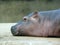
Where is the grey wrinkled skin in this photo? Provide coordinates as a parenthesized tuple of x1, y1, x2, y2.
(11, 9, 60, 37)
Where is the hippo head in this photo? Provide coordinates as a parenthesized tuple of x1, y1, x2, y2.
(11, 12, 42, 36)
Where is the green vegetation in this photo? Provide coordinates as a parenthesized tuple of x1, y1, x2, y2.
(0, 0, 60, 23)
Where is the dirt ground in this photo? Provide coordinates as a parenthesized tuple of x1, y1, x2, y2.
(0, 23, 60, 45)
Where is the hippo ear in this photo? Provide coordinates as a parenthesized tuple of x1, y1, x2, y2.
(34, 11, 38, 14)
(31, 11, 40, 22)
(33, 11, 39, 18)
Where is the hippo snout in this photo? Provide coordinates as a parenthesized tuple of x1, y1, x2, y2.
(11, 25, 25, 36)
(11, 26, 19, 36)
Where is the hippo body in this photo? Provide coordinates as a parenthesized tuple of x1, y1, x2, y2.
(11, 9, 60, 37)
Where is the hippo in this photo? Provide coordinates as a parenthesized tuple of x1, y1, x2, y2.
(11, 9, 60, 37)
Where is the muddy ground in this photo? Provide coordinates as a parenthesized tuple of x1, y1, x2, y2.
(0, 23, 60, 45)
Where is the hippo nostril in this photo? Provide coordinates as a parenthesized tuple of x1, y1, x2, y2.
(11, 26, 16, 30)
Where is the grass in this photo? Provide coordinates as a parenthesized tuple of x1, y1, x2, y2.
(0, 1, 60, 23)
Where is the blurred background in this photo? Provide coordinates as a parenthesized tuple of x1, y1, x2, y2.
(0, 0, 60, 23)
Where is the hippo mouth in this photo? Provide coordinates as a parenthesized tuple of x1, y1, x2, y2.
(11, 29, 19, 36)
(11, 28, 27, 36)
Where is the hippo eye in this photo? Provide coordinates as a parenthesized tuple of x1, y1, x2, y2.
(23, 17, 27, 22)
(24, 18, 26, 20)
